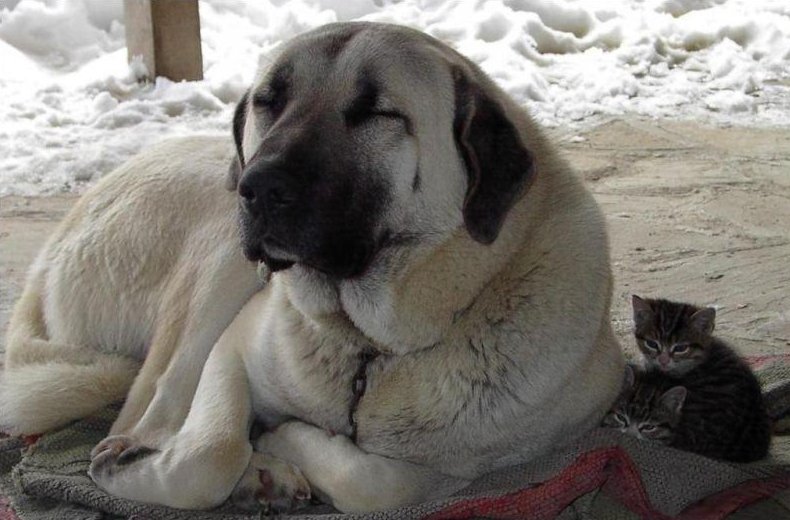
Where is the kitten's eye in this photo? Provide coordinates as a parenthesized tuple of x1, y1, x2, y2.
(614, 412, 629, 425)
(640, 423, 657, 433)
(643, 339, 660, 352)
(672, 343, 690, 355)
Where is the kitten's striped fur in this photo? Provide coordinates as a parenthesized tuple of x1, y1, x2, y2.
(602, 365, 685, 444)
(632, 295, 713, 375)
(603, 297, 772, 462)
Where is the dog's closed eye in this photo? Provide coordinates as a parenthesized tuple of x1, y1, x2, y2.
(253, 65, 291, 118)
(344, 107, 407, 127)
(252, 87, 287, 118)
(344, 77, 410, 131)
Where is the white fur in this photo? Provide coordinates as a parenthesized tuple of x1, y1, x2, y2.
(0, 136, 261, 438)
(2, 23, 624, 513)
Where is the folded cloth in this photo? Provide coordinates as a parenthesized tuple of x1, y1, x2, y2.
(754, 354, 790, 433)
(2, 356, 789, 520)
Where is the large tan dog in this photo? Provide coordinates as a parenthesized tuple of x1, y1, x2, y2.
(0, 22, 623, 512)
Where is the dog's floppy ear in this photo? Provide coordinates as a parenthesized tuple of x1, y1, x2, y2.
(226, 90, 249, 191)
(452, 67, 535, 244)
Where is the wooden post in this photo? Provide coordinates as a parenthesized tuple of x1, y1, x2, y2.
(124, 0, 203, 82)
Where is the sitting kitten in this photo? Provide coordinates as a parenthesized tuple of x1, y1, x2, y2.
(632, 294, 715, 375)
(603, 296, 772, 462)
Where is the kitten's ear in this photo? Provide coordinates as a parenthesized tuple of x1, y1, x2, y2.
(226, 90, 250, 191)
(689, 307, 716, 336)
(660, 386, 687, 415)
(631, 295, 653, 327)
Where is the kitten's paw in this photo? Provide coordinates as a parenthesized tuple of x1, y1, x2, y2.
(231, 452, 311, 513)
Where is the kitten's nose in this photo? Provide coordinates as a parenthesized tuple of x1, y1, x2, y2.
(658, 353, 670, 366)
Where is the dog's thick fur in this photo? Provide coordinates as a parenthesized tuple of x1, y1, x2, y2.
(0, 23, 623, 512)
(0, 138, 261, 437)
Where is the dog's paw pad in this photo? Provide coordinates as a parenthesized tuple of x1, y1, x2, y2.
(232, 453, 311, 513)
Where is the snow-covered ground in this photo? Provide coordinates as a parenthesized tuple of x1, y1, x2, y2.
(1, 0, 788, 196)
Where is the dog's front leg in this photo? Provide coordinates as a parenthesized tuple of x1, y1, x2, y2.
(109, 259, 259, 443)
(89, 333, 254, 509)
(258, 421, 469, 513)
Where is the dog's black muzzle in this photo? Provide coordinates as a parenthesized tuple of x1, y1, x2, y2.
(236, 150, 385, 280)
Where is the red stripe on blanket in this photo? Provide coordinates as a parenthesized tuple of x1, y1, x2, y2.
(22, 435, 40, 447)
(745, 353, 790, 370)
(0, 496, 19, 520)
(425, 447, 671, 520)
(679, 472, 790, 520)
(426, 446, 789, 520)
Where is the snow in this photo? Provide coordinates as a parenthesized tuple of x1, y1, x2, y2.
(0, 0, 789, 196)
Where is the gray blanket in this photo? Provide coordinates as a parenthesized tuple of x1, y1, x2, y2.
(2, 357, 789, 520)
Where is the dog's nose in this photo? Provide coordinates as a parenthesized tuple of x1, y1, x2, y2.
(238, 171, 297, 216)
(238, 180, 256, 205)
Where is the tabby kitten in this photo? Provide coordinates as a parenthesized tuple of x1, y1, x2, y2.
(604, 296, 772, 462)
(632, 294, 714, 375)
(602, 365, 686, 444)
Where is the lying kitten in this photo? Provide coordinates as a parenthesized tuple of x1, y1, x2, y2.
(604, 296, 773, 462)
(602, 365, 686, 444)
(604, 363, 771, 462)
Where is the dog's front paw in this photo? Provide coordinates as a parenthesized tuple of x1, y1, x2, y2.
(89, 435, 158, 483)
(231, 452, 311, 514)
